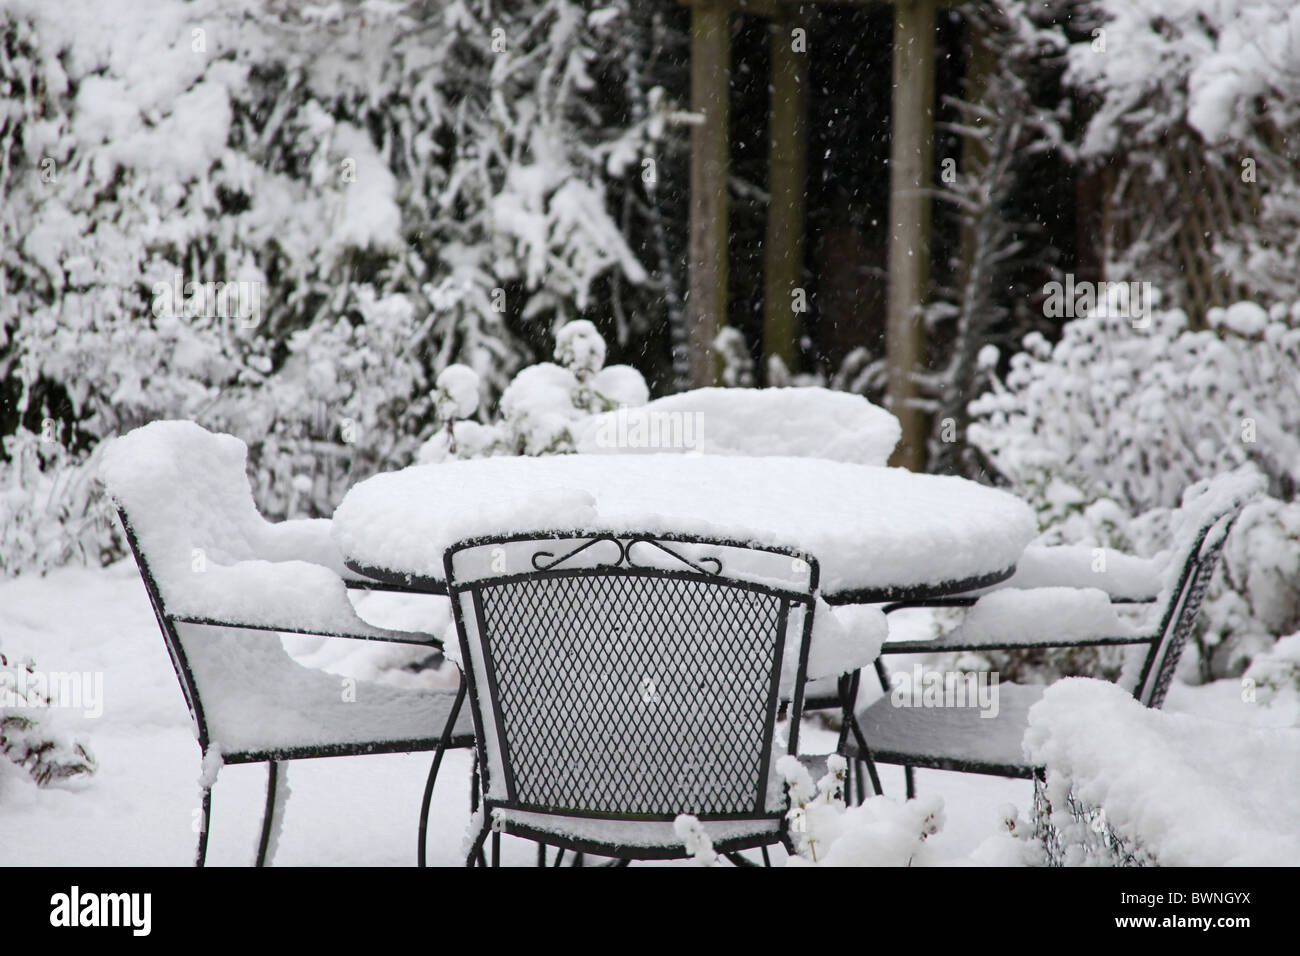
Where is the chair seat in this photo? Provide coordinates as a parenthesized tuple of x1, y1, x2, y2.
(494, 808, 783, 858)
(493, 751, 835, 857)
(182, 624, 475, 761)
(842, 682, 1046, 778)
(882, 587, 1145, 655)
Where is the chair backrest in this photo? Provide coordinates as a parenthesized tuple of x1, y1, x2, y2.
(115, 507, 213, 751)
(103, 423, 272, 753)
(1133, 506, 1246, 709)
(100, 420, 273, 577)
(444, 532, 818, 824)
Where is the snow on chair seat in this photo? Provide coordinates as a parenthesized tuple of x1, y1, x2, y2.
(884, 587, 1142, 654)
(573, 386, 901, 466)
(177, 623, 470, 761)
(492, 809, 784, 859)
(101, 420, 426, 642)
(976, 545, 1163, 603)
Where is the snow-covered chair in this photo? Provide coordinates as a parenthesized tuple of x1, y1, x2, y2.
(1026, 678, 1300, 866)
(101, 421, 474, 865)
(429, 532, 832, 866)
(573, 386, 901, 466)
(838, 471, 1262, 792)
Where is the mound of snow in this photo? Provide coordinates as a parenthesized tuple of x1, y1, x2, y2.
(574, 386, 901, 465)
(1025, 678, 1300, 866)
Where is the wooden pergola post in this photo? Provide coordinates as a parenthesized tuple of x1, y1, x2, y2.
(762, 6, 807, 378)
(687, 0, 732, 387)
(958, 10, 994, 289)
(886, 0, 936, 470)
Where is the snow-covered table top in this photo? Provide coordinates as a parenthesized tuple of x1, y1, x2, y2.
(333, 455, 1037, 603)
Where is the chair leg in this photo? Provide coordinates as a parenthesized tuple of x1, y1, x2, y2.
(418, 681, 467, 868)
(465, 826, 490, 867)
(537, 843, 547, 866)
(874, 658, 891, 693)
(469, 752, 487, 868)
(255, 759, 285, 867)
(854, 760, 866, 805)
(491, 831, 501, 867)
(904, 765, 916, 799)
(552, 847, 566, 867)
(843, 714, 884, 797)
(761, 844, 772, 867)
(195, 784, 212, 867)
(838, 674, 884, 798)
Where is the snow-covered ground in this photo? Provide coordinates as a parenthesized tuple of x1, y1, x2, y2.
(2, 561, 1292, 867)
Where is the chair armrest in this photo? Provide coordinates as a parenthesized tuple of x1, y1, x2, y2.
(257, 518, 352, 574)
(171, 613, 443, 648)
(164, 558, 445, 647)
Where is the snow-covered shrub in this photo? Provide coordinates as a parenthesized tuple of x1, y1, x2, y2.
(0, 650, 96, 787)
(777, 755, 947, 866)
(417, 320, 648, 463)
(968, 302, 1300, 681)
(713, 328, 756, 389)
(1066, 0, 1300, 306)
(0, 0, 675, 576)
(673, 814, 720, 867)
(0, 428, 118, 577)
(1243, 632, 1300, 713)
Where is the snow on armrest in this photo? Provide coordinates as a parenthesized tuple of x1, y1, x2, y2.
(992, 546, 1162, 601)
(167, 559, 438, 643)
(257, 517, 351, 577)
(1024, 678, 1300, 866)
(954, 588, 1136, 646)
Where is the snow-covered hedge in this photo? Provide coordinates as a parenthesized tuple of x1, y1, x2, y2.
(968, 301, 1300, 682)
(0, 648, 96, 788)
(416, 320, 649, 463)
(1067, 0, 1300, 304)
(0, 0, 673, 574)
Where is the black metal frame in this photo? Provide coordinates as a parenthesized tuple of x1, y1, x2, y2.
(347, 553, 1013, 607)
(114, 508, 474, 866)
(837, 503, 1247, 792)
(425, 530, 819, 866)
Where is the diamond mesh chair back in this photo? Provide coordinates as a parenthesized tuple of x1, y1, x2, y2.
(1133, 511, 1238, 709)
(445, 533, 817, 833)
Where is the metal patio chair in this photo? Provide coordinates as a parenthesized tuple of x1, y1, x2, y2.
(837, 486, 1255, 791)
(422, 531, 822, 866)
(102, 421, 475, 865)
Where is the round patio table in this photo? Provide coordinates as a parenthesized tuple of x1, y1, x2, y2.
(333, 454, 1036, 605)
